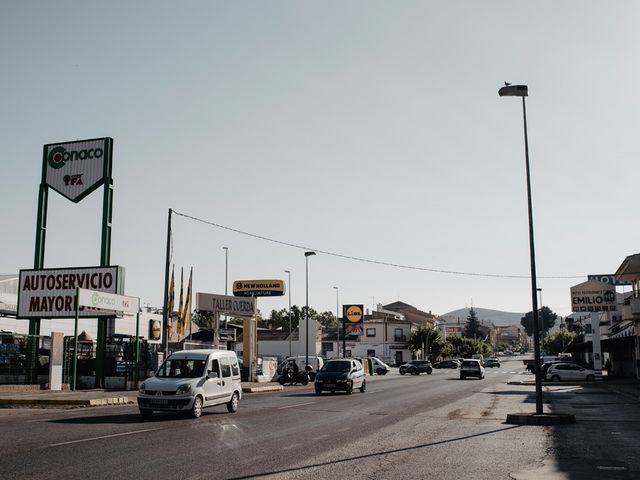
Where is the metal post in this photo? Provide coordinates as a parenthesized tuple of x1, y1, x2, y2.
(304, 251, 316, 367)
(73, 288, 79, 391)
(522, 96, 543, 414)
(162, 208, 172, 352)
(285, 270, 291, 357)
(334, 286, 339, 358)
(223, 247, 228, 328)
(135, 311, 140, 386)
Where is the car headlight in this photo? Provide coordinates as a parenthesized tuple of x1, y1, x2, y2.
(176, 384, 191, 395)
(138, 382, 146, 394)
(337, 379, 347, 383)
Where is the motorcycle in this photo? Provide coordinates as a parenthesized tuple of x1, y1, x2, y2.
(278, 367, 309, 386)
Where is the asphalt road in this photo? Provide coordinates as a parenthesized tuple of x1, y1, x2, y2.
(1, 359, 543, 480)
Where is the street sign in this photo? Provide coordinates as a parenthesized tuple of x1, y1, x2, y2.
(570, 280, 616, 312)
(232, 279, 285, 297)
(196, 293, 256, 317)
(587, 274, 632, 287)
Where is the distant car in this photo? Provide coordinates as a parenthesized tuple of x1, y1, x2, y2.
(484, 358, 500, 368)
(460, 359, 485, 380)
(369, 357, 390, 375)
(314, 359, 366, 395)
(547, 363, 596, 382)
(433, 360, 459, 369)
(399, 360, 433, 375)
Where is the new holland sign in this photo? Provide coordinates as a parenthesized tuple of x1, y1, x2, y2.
(17, 266, 124, 318)
(570, 280, 616, 312)
(44, 137, 113, 203)
(233, 279, 285, 297)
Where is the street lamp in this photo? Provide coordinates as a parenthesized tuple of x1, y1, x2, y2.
(304, 251, 316, 368)
(285, 270, 292, 357)
(499, 83, 543, 414)
(333, 286, 339, 358)
(222, 246, 228, 329)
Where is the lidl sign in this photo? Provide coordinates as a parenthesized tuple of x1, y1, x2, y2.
(343, 304, 364, 336)
(43, 137, 113, 203)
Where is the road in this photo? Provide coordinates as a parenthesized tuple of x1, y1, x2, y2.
(1, 358, 544, 480)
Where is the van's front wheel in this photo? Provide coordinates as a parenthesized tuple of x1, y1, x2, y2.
(191, 396, 203, 418)
(227, 392, 239, 413)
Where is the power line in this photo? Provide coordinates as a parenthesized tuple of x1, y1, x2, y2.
(172, 210, 583, 280)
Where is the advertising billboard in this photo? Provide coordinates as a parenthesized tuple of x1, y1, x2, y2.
(570, 280, 616, 312)
(343, 304, 364, 335)
(43, 137, 113, 203)
(17, 266, 124, 318)
(196, 293, 256, 317)
(232, 279, 285, 297)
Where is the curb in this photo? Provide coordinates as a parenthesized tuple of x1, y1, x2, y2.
(242, 385, 284, 393)
(506, 412, 576, 426)
(0, 396, 134, 407)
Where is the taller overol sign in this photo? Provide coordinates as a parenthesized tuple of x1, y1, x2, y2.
(44, 137, 113, 203)
(196, 293, 256, 317)
(570, 280, 616, 312)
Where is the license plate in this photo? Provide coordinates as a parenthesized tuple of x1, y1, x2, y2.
(325, 383, 335, 387)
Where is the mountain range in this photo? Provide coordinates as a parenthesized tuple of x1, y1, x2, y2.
(440, 307, 525, 327)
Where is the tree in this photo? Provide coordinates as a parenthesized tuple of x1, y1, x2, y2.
(465, 308, 480, 339)
(316, 311, 338, 329)
(542, 329, 576, 355)
(192, 310, 213, 328)
(446, 335, 491, 358)
(520, 306, 557, 337)
(409, 327, 447, 361)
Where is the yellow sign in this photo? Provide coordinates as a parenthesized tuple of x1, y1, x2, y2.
(233, 279, 285, 297)
(346, 305, 363, 323)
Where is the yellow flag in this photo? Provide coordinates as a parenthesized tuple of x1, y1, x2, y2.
(183, 267, 193, 337)
(177, 267, 184, 336)
(167, 265, 175, 337)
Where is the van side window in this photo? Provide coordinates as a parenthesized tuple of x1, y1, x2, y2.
(230, 356, 240, 376)
(210, 359, 220, 377)
(220, 356, 232, 378)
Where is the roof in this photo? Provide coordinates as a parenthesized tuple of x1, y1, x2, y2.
(614, 253, 640, 282)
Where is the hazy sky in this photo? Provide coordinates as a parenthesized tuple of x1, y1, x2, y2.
(2, 1, 639, 324)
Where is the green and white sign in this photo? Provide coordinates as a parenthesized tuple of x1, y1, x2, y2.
(43, 137, 113, 203)
(77, 288, 140, 314)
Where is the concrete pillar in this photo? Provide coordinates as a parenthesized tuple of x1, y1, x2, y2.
(48, 332, 64, 390)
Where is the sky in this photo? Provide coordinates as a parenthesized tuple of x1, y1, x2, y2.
(2, 1, 639, 329)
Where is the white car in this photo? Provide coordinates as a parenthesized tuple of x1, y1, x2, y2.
(546, 362, 596, 382)
(138, 349, 242, 418)
(460, 359, 485, 380)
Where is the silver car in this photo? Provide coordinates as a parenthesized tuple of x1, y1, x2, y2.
(546, 362, 596, 382)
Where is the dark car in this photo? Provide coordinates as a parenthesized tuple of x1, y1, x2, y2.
(484, 358, 500, 368)
(314, 359, 366, 395)
(399, 360, 433, 375)
(433, 360, 459, 369)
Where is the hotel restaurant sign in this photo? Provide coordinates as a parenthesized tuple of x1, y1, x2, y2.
(17, 266, 124, 318)
(570, 280, 616, 313)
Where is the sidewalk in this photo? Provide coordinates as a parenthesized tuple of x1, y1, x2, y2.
(0, 382, 283, 408)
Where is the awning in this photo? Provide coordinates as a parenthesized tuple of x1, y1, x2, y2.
(614, 253, 640, 282)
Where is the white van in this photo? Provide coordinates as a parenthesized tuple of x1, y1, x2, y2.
(138, 349, 242, 418)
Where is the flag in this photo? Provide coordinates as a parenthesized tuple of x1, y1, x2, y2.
(183, 267, 193, 338)
(167, 266, 175, 338)
(177, 267, 184, 336)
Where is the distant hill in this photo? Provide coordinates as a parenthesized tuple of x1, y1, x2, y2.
(440, 307, 525, 327)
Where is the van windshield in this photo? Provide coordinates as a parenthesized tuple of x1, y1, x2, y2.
(156, 359, 206, 378)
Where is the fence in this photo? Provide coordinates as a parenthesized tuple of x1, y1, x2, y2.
(0, 333, 49, 385)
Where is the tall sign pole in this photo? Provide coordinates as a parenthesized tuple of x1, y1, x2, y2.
(162, 208, 173, 353)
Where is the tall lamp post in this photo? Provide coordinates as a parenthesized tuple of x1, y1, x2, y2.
(333, 286, 339, 358)
(222, 247, 229, 332)
(304, 251, 316, 367)
(285, 270, 292, 357)
(499, 83, 543, 414)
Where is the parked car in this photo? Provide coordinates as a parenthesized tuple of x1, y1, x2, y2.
(314, 359, 366, 395)
(433, 360, 459, 369)
(369, 357, 390, 375)
(484, 358, 500, 368)
(138, 349, 242, 418)
(399, 360, 433, 375)
(546, 362, 597, 382)
(460, 359, 485, 380)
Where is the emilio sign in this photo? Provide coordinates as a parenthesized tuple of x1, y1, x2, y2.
(17, 266, 124, 318)
(44, 137, 113, 203)
(570, 280, 616, 312)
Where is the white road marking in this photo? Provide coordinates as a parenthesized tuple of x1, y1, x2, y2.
(49, 428, 161, 447)
(277, 401, 316, 410)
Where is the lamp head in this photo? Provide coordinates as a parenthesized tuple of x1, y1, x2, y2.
(498, 84, 528, 97)
(304, 251, 316, 257)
